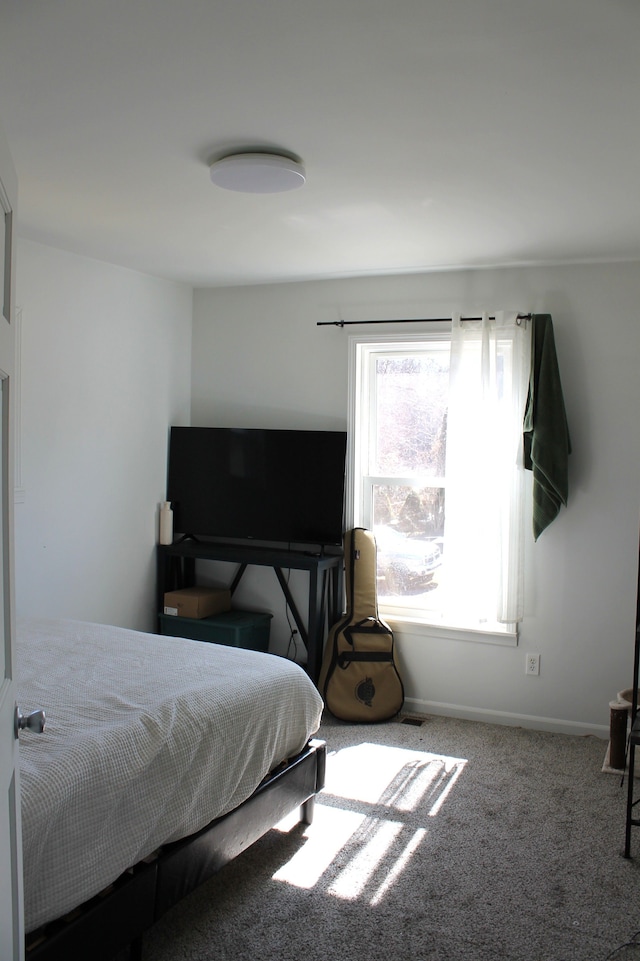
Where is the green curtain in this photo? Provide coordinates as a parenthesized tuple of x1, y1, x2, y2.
(523, 314, 571, 540)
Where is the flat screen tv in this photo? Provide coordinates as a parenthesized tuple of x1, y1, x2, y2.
(166, 426, 347, 548)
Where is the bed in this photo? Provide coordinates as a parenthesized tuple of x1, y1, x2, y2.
(16, 617, 325, 961)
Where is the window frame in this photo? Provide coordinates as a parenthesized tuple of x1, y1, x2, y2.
(347, 330, 518, 647)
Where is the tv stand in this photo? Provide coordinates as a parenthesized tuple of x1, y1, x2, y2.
(156, 541, 344, 683)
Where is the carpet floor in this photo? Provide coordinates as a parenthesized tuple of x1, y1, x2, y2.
(137, 712, 640, 961)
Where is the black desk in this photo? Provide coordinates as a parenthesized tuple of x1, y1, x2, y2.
(156, 541, 343, 683)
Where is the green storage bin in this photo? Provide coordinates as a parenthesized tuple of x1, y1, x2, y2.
(159, 609, 272, 652)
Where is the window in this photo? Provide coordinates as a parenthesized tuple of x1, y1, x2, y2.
(348, 314, 530, 641)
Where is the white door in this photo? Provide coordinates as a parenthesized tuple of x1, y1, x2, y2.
(0, 123, 23, 961)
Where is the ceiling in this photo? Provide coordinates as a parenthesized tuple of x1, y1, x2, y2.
(1, 0, 639, 288)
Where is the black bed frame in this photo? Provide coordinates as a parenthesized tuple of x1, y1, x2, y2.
(25, 738, 326, 961)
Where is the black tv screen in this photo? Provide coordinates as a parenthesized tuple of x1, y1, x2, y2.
(167, 427, 347, 547)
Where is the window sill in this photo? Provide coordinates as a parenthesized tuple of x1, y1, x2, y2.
(382, 611, 519, 647)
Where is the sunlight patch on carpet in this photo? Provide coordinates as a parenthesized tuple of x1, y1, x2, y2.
(273, 741, 466, 901)
(273, 804, 366, 889)
(327, 815, 405, 900)
(324, 742, 467, 814)
(370, 826, 427, 905)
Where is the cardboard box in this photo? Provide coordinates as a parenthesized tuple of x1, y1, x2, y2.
(163, 586, 231, 619)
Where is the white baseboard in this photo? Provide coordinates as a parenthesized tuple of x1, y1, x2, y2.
(403, 696, 609, 739)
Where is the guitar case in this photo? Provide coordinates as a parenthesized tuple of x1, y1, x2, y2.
(319, 528, 404, 722)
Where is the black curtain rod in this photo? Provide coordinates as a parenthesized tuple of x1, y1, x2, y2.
(317, 313, 532, 328)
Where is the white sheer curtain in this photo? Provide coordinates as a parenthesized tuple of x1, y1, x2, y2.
(441, 311, 531, 629)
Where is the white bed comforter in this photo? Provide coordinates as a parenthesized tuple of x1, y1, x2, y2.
(17, 617, 323, 933)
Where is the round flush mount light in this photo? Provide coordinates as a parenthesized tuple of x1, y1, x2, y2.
(209, 152, 306, 193)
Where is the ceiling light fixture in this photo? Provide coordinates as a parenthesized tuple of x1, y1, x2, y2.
(209, 152, 306, 194)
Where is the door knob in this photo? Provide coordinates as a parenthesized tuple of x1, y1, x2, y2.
(15, 706, 46, 737)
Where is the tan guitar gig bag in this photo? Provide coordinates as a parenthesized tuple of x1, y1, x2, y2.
(319, 528, 404, 722)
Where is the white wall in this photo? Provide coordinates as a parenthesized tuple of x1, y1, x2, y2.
(14, 239, 192, 632)
(192, 262, 640, 736)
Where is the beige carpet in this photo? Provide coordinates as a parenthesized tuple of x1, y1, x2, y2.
(137, 711, 640, 961)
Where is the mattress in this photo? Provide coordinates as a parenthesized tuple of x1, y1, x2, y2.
(16, 617, 323, 933)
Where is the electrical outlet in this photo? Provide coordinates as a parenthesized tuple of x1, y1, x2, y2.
(525, 653, 540, 676)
